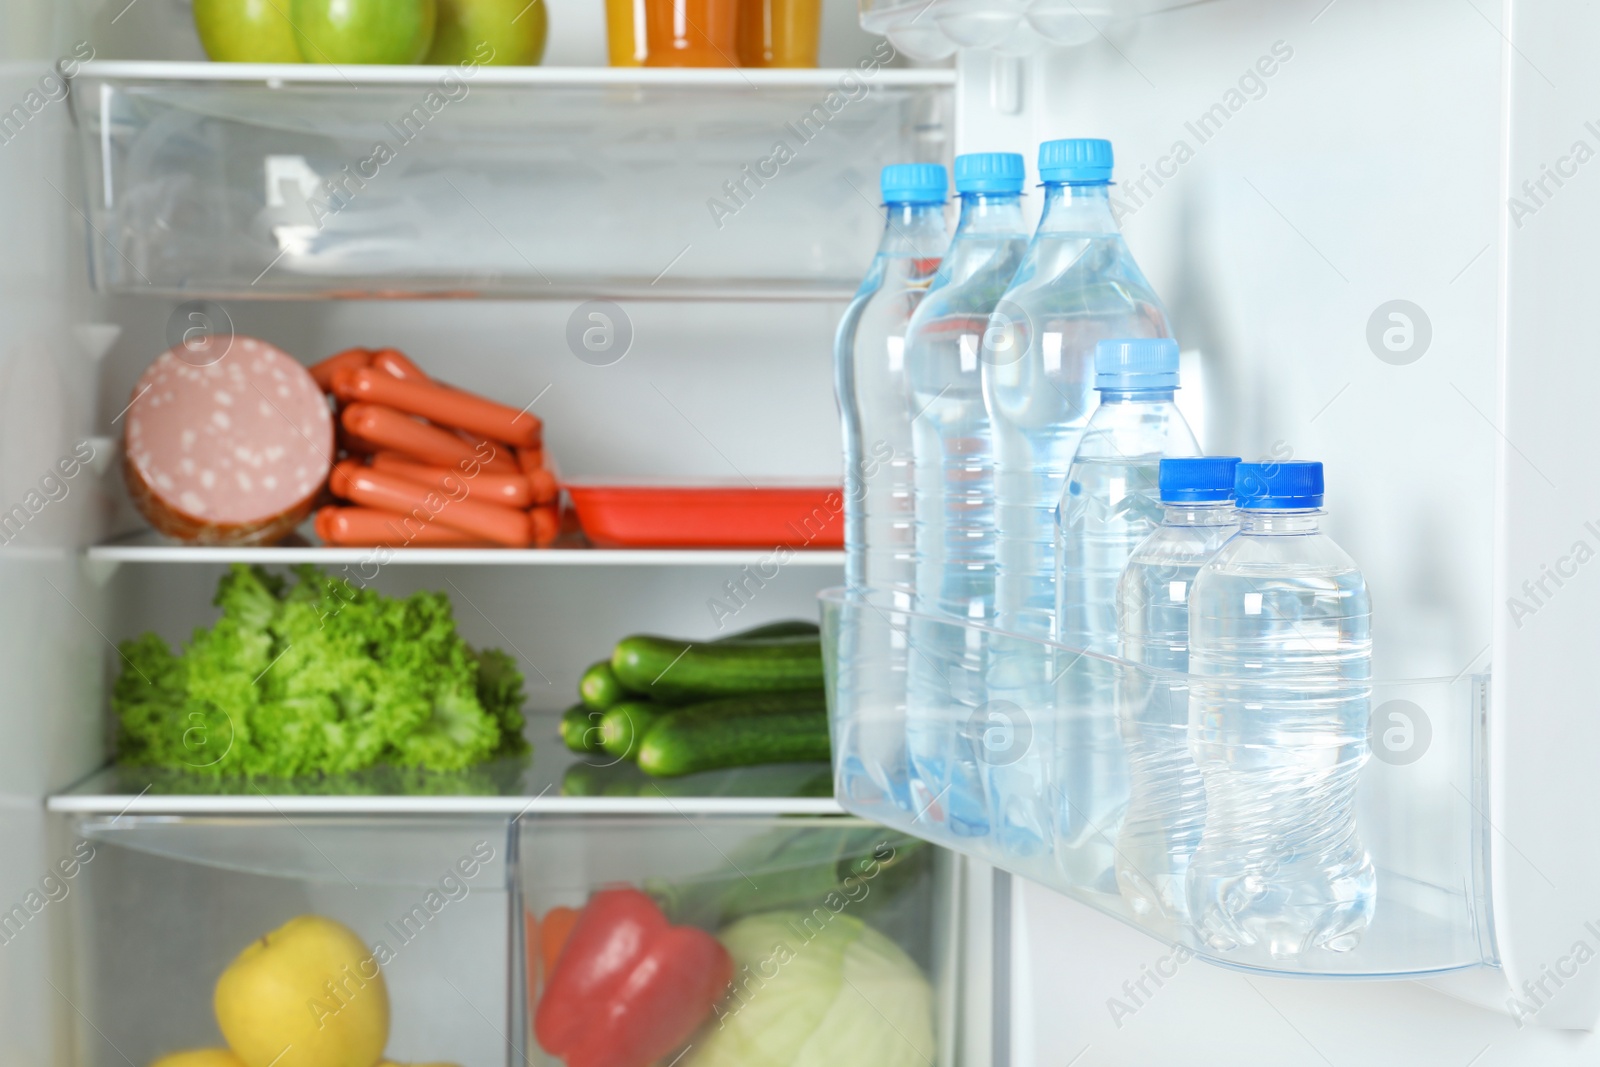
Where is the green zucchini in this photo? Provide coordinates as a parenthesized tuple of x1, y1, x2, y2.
(714, 619, 820, 642)
(636, 693, 831, 777)
(559, 704, 606, 754)
(611, 634, 824, 701)
(599, 700, 668, 760)
(579, 660, 629, 710)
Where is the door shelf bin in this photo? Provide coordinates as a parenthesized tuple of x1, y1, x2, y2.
(67, 62, 952, 300)
(56, 812, 990, 1067)
(820, 586, 1496, 979)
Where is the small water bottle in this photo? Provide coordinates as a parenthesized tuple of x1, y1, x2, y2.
(904, 152, 1030, 834)
(1051, 338, 1198, 885)
(1186, 461, 1377, 961)
(831, 162, 949, 810)
(1115, 456, 1240, 932)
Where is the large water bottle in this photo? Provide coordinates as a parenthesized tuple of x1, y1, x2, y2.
(1052, 339, 1198, 885)
(835, 163, 950, 595)
(1114, 456, 1240, 933)
(1186, 461, 1376, 961)
(831, 162, 950, 811)
(904, 152, 1030, 833)
(985, 139, 1170, 641)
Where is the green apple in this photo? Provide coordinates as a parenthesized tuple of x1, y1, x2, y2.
(214, 915, 389, 1067)
(290, 0, 437, 64)
(193, 0, 304, 62)
(425, 0, 547, 65)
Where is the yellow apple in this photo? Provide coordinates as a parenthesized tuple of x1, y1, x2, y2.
(214, 915, 388, 1067)
(150, 1051, 249, 1067)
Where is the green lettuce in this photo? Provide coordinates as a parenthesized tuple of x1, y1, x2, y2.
(113, 564, 527, 777)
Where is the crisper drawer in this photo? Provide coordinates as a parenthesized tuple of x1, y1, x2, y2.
(57, 812, 993, 1067)
(62, 816, 516, 1067)
(519, 815, 993, 1067)
(822, 586, 1496, 981)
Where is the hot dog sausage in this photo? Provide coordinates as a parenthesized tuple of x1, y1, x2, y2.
(330, 366, 542, 448)
(315, 506, 494, 548)
(329, 460, 534, 547)
(371, 452, 536, 508)
(309, 348, 372, 391)
(340, 403, 481, 468)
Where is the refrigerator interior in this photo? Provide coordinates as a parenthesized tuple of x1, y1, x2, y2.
(2, 0, 1600, 1061)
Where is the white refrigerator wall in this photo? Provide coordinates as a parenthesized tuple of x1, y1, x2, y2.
(0, 1, 114, 1066)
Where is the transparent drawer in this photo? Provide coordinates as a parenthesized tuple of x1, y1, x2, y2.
(519, 815, 994, 1067)
(61, 815, 516, 1067)
(68, 63, 952, 299)
(820, 586, 1495, 979)
(55, 811, 993, 1067)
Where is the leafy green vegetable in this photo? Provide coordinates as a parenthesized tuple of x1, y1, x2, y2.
(113, 564, 527, 777)
(689, 911, 935, 1067)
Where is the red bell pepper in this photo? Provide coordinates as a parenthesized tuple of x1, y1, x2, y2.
(534, 886, 732, 1067)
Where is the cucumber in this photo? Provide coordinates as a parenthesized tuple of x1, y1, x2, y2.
(611, 635, 824, 701)
(579, 660, 628, 710)
(714, 619, 820, 642)
(598, 701, 668, 760)
(636, 693, 831, 777)
(559, 704, 606, 754)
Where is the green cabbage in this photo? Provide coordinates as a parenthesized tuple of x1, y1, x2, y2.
(112, 564, 526, 777)
(690, 911, 935, 1067)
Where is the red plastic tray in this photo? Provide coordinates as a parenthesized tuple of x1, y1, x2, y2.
(565, 481, 844, 549)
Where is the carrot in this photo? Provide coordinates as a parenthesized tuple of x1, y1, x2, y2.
(328, 460, 534, 547)
(309, 348, 372, 391)
(371, 452, 537, 508)
(540, 906, 580, 977)
(331, 366, 542, 448)
(340, 403, 483, 468)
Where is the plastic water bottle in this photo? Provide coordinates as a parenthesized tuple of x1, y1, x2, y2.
(985, 139, 1171, 642)
(835, 163, 950, 597)
(831, 162, 949, 811)
(1114, 456, 1240, 932)
(1052, 339, 1198, 885)
(1186, 461, 1376, 961)
(904, 152, 1029, 833)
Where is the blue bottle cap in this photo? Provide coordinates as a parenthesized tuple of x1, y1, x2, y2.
(880, 163, 948, 205)
(1039, 138, 1113, 184)
(1094, 338, 1179, 390)
(954, 152, 1025, 194)
(1159, 457, 1241, 504)
(1234, 461, 1325, 509)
